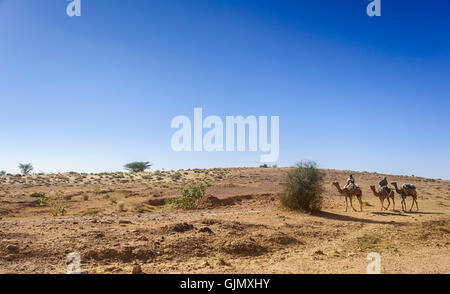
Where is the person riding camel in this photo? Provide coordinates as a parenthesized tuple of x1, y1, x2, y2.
(344, 174, 356, 192)
(379, 177, 390, 196)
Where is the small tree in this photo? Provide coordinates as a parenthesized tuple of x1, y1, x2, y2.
(279, 161, 325, 213)
(18, 163, 33, 175)
(0, 170, 6, 176)
(124, 161, 152, 173)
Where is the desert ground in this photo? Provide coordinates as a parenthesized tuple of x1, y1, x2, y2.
(0, 167, 449, 274)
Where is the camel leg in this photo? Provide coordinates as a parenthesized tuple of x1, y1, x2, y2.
(409, 198, 415, 212)
(345, 196, 348, 212)
(391, 198, 395, 211)
(379, 198, 384, 211)
(358, 196, 362, 212)
(350, 197, 357, 212)
(385, 198, 390, 210)
(415, 198, 419, 211)
(401, 198, 406, 211)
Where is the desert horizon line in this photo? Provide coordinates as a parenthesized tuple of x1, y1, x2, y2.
(1, 165, 447, 181)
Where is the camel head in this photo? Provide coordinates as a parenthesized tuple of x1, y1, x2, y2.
(369, 185, 377, 194)
(391, 182, 398, 187)
(332, 182, 342, 192)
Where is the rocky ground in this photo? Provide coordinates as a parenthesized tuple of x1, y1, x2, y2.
(0, 168, 449, 273)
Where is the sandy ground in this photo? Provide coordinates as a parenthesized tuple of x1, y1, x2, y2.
(0, 168, 449, 274)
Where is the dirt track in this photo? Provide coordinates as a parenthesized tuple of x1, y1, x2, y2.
(0, 168, 449, 273)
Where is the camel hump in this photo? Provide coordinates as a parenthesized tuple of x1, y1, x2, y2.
(403, 184, 416, 190)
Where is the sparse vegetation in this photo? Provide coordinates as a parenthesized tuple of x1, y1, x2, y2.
(18, 163, 33, 175)
(118, 201, 126, 211)
(36, 191, 67, 216)
(169, 181, 210, 210)
(37, 194, 51, 207)
(50, 191, 67, 216)
(0, 170, 6, 176)
(82, 209, 99, 216)
(30, 192, 46, 198)
(124, 161, 152, 173)
(0, 167, 448, 273)
(280, 161, 325, 213)
(217, 257, 228, 266)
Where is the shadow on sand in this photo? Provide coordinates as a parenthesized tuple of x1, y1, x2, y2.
(401, 211, 444, 215)
(312, 211, 406, 225)
(371, 211, 408, 216)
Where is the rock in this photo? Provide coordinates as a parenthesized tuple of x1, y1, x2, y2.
(6, 244, 19, 254)
(148, 199, 166, 206)
(199, 227, 213, 234)
(170, 222, 194, 233)
(119, 220, 132, 224)
(95, 232, 105, 238)
(132, 265, 143, 274)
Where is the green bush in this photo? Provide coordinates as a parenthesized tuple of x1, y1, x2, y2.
(124, 161, 152, 172)
(50, 191, 67, 216)
(279, 161, 325, 213)
(169, 181, 210, 210)
(36, 191, 67, 216)
(0, 170, 6, 176)
(30, 192, 46, 198)
(117, 201, 126, 211)
(37, 194, 51, 207)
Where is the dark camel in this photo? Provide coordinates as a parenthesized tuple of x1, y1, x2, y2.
(391, 182, 418, 212)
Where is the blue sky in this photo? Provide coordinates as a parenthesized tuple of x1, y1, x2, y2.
(0, 0, 449, 178)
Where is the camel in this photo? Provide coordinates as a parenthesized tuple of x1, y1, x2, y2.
(332, 182, 363, 212)
(369, 185, 395, 211)
(391, 182, 418, 212)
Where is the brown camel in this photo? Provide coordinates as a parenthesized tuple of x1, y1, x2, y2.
(391, 182, 418, 212)
(332, 182, 363, 212)
(369, 185, 395, 211)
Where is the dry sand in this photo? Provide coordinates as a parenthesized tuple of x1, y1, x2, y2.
(0, 168, 448, 273)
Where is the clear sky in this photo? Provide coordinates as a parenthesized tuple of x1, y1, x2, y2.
(0, 0, 449, 179)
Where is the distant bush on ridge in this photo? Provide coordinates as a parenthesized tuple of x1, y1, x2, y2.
(124, 162, 152, 173)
